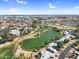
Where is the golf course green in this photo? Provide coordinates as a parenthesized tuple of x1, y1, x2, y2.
(0, 46, 14, 59)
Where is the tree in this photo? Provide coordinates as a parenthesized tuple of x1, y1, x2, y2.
(63, 39, 69, 44)
(73, 41, 79, 46)
(56, 42, 63, 51)
(32, 19, 39, 28)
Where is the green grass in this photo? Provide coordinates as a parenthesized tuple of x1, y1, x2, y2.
(21, 27, 61, 50)
(0, 46, 14, 59)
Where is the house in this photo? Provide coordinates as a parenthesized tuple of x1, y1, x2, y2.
(76, 55, 79, 59)
(40, 50, 52, 59)
(60, 31, 74, 41)
(40, 42, 59, 59)
(75, 48, 79, 59)
(9, 29, 20, 36)
(0, 28, 8, 36)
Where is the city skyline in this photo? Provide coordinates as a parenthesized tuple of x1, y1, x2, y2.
(0, 0, 79, 15)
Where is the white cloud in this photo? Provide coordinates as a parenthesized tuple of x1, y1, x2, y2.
(74, 6, 79, 9)
(9, 8, 19, 14)
(55, 1, 61, 4)
(0, 8, 22, 15)
(1, 8, 79, 15)
(48, 3, 52, 6)
(16, 0, 27, 4)
(47, 9, 79, 15)
(25, 9, 79, 15)
(3, 0, 8, 2)
(48, 3, 56, 9)
(49, 5, 56, 9)
(0, 8, 31, 15)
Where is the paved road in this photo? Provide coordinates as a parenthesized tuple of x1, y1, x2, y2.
(58, 45, 74, 59)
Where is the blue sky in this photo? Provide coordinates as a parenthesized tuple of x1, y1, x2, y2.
(0, 0, 79, 15)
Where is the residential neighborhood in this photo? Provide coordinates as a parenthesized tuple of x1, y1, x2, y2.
(0, 15, 78, 59)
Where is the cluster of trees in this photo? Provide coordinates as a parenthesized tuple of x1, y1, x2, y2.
(32, 19, 40, 28)
(56, 42, 63, 51)
(0, 32, 15, 44)
(73, 41, 79, 47)
(63, 39, 70, 45)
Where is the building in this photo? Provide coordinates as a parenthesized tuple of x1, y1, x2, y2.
(75, 48, 79, 59)
(40, 42, 59, 59)
(9, 29, 20, 36)
(60, 31, 74, 41)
